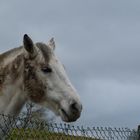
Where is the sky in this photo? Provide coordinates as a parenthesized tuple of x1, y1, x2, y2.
(0, 0, 140, 129)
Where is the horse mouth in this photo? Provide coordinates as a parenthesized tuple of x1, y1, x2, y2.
(59, 109, 78, 122)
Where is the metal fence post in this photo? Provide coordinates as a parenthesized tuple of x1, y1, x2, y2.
(137, 125, 140, 140)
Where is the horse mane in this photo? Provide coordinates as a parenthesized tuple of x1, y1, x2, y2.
(0, 42, 52, 61)
(0, 46, 23, 65)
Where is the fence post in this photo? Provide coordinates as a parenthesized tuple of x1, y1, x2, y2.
(137, 125, 140, 140)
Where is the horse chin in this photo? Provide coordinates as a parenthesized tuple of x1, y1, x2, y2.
(58, 109, 78, 123)
(58, 109, 69, 122)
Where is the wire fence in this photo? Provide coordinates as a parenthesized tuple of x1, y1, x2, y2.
(0, 103, 138, 140)
(0, 114, 139, 140)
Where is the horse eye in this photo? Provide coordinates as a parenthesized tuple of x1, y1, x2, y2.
(41, 67, 52, 73)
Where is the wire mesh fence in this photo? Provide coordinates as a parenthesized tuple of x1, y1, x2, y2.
(0, 103, 138, 140)
(0, 114, 139, 140)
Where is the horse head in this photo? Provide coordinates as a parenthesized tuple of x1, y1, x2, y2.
(23, 34, 82, 122)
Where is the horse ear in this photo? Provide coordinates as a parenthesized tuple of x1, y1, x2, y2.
(48, 37, 55, 50)
(23, 34, 34, 53)
(23, 34, 37, 58)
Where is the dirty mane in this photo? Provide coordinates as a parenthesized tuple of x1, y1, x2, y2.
(0, 42, 52, 66)
(0, 47, 23, 65)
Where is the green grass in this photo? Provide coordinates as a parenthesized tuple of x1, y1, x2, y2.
(7, 128, 98, 140)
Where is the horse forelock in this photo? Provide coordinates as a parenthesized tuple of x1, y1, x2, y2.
(36, 42, 52, 62)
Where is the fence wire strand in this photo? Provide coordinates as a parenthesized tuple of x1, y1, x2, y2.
(0, 114, 138, 140)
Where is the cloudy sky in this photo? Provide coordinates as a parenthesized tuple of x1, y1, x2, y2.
(0, 0, 140, 129)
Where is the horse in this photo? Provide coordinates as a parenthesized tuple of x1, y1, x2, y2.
(0, 34, 82, 137)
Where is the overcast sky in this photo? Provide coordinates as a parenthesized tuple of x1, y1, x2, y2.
(0, 0, 140, 129)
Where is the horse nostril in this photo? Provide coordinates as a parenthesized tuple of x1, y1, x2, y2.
(70, 102, 80, 113)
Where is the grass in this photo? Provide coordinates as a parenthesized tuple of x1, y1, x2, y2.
(7, 128, 99, 140)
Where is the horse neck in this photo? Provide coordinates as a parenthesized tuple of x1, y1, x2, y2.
(0, 47, 27, 117)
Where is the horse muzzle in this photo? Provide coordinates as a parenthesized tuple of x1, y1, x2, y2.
(59, 100, 82, 122)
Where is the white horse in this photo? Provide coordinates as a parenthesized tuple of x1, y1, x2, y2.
(0, 34, 82, 136)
